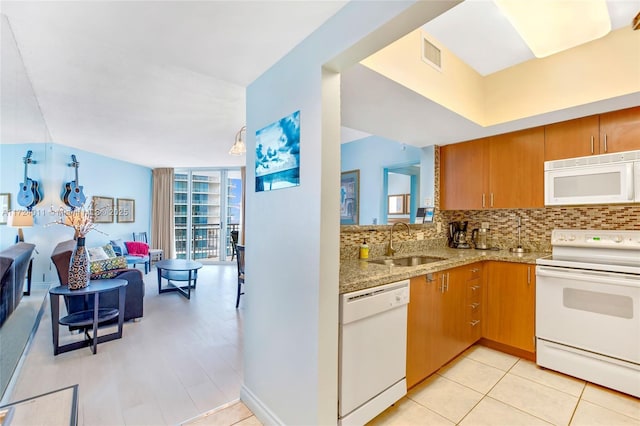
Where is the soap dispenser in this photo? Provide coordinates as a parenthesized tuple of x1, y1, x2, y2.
(359, 239, 369, 259)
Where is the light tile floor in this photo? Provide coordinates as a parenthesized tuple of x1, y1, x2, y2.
(370, 345, 640, 426)
(6, 264, 244, 425)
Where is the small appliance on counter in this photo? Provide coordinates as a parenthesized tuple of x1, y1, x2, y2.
(471, 225, 492, 250)
(448, 221, 470, 249)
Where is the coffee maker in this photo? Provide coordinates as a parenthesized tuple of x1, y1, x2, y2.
(448, 221, 471, 249)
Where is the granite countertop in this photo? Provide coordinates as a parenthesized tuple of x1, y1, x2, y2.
(340, 247, 548, 294)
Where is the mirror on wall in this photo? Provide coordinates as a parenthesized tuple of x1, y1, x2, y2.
(341, 135, 434, 226)
(0, 14, 52, 400)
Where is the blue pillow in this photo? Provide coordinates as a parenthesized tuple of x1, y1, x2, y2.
(110, 239, 128, 256)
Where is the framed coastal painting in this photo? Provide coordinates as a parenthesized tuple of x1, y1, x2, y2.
(340, 170, 359, 225)
(255, 110, 300, 192)
(117, 198, 135, 223)
(92, 196, 114, 223)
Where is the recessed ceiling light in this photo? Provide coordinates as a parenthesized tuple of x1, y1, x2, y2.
(495, 0, 611, 58)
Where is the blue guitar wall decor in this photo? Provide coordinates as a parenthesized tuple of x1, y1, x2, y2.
(62, 154, 86, 209)
(17, 150, 41, 211)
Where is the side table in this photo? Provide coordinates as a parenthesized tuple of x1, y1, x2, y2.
(149, 248, 163, 266)
(49, 279, 127, 355)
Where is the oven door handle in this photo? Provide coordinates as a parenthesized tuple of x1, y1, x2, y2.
(536, 266, 640, 288)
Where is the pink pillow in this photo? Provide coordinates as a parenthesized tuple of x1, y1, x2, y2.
(125, 241, 149, 256)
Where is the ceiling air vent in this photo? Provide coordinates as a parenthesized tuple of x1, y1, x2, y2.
(422, 35, 442, 71)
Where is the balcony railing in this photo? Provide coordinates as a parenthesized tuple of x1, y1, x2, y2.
(175, 223, 240, 261)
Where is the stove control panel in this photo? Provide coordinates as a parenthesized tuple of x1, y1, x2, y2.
(551, 229, 640, 249)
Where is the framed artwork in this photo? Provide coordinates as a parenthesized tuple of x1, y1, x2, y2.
(92, 196, 114, 223)
(340, 170, 359, 225)
(255, 110, 300, 192)
(117, 198, 135, 223)
(0, 193, 10, 224)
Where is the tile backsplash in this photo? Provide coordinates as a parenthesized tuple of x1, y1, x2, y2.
(341, 145, 640, 259)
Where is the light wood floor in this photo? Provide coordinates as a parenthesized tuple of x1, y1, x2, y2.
(7, 264, 244, 425)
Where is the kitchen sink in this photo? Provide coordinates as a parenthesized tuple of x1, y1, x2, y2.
(368, 255, 445, 267)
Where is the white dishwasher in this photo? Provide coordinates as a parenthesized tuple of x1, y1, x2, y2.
(339, 279, 410, 426)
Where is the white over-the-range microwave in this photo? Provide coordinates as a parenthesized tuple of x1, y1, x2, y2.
(544, 149, 640, 206)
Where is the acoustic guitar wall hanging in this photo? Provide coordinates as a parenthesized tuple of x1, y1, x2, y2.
(17, 150, 41, 211)
(62, 154, 86, 209)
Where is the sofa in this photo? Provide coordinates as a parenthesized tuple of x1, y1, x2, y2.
(0, 242, 36, 327)
(50, 240, 144, 321)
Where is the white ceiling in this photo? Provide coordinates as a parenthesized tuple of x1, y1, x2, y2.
(0, 1, 348, 168)
(1, 1, 639, 168)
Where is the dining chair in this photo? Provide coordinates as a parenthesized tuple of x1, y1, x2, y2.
(230, 230, 239, 260)
(235, 244, 245, 308)
(132, 232, 164, 266)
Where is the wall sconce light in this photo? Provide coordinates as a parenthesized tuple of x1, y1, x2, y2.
(229, 126, 247, 156)
(7, 210, 34, 242)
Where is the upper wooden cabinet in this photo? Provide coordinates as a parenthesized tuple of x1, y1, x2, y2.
(441, 138, 489, 210)
(544, 115, 600, 161)
(441, 128, 544, 210)
(599, 106, 640, 154)
(544, 106, 640, 161)
(489, 127, 544, 209)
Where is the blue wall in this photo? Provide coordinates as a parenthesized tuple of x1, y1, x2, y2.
(341, 136, 423, 225)
(0, 143, 152, 284)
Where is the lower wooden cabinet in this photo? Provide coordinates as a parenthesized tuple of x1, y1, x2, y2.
(484, 261, 536, 353)
(406, 263, 483, 388)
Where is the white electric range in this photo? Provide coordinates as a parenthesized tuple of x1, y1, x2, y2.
(536, 229, 640, 398)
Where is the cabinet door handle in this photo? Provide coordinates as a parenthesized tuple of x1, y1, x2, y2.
(482, 193, 486, 208)
(470, 302, 480, 309)
(604, 134, 608, 153)
(490, 193, 494, 207)
(470, 285, 480, 291)
(470, 268, 480, 273)
(527, 266, 531, 285)
(440, 275, 445, 294)
(470, 320, 480, 326)
(445, 273, 449, 292)
(590, 136, 594, 154)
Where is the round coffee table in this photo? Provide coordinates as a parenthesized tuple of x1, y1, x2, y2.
(156, 259, 203, 300)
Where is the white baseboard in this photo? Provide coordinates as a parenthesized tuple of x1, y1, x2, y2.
(240, 384, 285, 426)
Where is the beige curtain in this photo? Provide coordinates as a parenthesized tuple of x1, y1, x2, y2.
(240, 166, 246, 244)
(152, 168, 175, 259)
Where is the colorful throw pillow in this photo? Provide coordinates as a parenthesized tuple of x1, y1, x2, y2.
(87, 246, 109, 261)
(102, 243, 117, 258)
(125, 241, 149, 256)
(90, 256, 127, 276)
(110, 239, 128, 256)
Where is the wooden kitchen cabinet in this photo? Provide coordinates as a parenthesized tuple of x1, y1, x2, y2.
(406, 264, 483, 388)
(545, 115, 600, 161)
(440, 128, 544, 210)
(488, 127, 544, 208)
(406, 272, 444, 388)
(599, 106, 640, 154)
(440, 138, 489, 210)
(484, 261, 536, 354)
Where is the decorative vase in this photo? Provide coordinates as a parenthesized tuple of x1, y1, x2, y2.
(68, 237, 90, 290)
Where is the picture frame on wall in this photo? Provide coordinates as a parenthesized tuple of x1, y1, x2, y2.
(255, 110, 301, 192)
(340, 170, 359, 225)
(0, 193, 10, 224)
(92, 196, 114, 223)
(117, 198, 135, 223)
